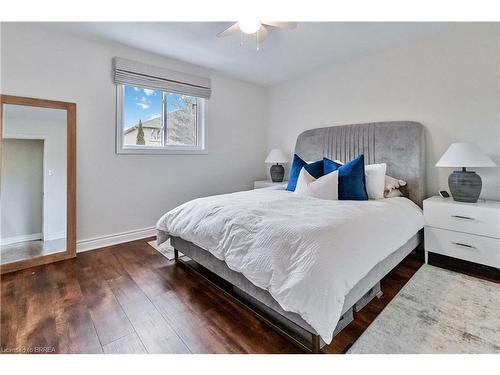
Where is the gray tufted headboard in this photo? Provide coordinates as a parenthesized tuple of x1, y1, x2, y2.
(294, 121, 425, 207)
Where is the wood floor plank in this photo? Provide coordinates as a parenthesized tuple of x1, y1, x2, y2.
(111, 246, 174, 298)
(0, 272, 22, 352)
(46, 260, 84, 306)
(85, 247, 128, 282)
(45, 261, 102, 354)
(151, 289, 243, 354)
(14, 267, 59, 353)
(106, 274, 190, 354)
(53, 302, 103, 354)
(103, 333, 147, 354)
(74, 255, 135, 346)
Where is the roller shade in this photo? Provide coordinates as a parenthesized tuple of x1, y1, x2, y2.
(113, 57, 211, 99)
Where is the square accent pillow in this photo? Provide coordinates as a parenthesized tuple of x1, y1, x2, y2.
(323, 154, 368, 200)
(294, 168, 338, 200)
(286, 154, 324, 191)
(364, 163, 387, 199)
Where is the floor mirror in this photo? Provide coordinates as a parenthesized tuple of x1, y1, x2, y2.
(0, 95, 76, 274)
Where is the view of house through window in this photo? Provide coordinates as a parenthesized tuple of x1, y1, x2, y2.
(120, 85, 203, 152)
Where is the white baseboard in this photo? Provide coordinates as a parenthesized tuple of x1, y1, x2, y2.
(77, 226, 156, 253)
(44, 230, 66, 241)
(1, 233, 42, 246)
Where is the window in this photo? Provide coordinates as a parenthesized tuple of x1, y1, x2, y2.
(113, 57, 210, 154)
(116, 84, 206, 154)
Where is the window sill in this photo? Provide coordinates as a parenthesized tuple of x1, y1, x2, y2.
(116, 147, 208, 155)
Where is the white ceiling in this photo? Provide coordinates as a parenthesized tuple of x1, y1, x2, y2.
(48, 22, 451, 86)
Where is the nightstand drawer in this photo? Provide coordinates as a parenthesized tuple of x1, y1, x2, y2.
(425, 227, 500, 268)
(424, 200, 500, 238)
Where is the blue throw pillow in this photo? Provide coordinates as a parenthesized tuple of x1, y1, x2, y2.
(286, 154, 324, 191)
(323, 155, 368, 200)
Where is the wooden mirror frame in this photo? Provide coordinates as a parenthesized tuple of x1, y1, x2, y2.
(0, 95, 76, 274)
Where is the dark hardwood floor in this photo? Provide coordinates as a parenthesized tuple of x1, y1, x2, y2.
(1, 237, 425, 354)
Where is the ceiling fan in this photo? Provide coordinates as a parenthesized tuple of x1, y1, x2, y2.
(217, 21, 297, 50)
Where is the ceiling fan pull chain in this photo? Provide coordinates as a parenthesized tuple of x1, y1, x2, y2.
(256, 30, 260, 51)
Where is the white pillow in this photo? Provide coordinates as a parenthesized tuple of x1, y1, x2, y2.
(364, 163, 387, 200)
(294, 168, 338, 200)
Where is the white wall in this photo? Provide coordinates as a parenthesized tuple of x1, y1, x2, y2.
(3, 106, 68, 240)
(2, 22, 498, 251)
(1, 23, 268, 247)
(1, 139, 43, 240)
(266, 23, 500, 200)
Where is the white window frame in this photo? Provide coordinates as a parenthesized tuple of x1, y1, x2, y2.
(116, 85, 207, 155)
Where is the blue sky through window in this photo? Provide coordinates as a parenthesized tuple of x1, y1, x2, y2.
(123, 85, 192, 129)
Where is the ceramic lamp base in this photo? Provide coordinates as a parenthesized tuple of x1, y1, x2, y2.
(270, 164, 285, 182)
(448, 170, 482, 203)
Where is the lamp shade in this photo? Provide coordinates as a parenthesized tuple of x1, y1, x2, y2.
(265, 149, 288, 164)
(435, 143, 496, 168)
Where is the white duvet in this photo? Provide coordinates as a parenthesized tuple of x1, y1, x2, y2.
(156, 188, 424, 343)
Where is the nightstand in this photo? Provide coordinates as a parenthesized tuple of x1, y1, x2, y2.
(253, 180, 287, 189)
(423, 196, 500, 269)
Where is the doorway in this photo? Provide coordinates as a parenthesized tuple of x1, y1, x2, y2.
(0, 138, 51, 263)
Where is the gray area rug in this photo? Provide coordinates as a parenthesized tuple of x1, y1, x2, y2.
(348, 264, 500, 354)
(147, 238, 184, 260)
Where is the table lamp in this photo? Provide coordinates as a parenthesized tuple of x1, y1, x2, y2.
(435, 143, 496, 203)
(265, 149, 288, 182)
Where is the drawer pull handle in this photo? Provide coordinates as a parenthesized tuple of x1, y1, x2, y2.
(452, 241, 476, 249)
(451, 215, 475, 221)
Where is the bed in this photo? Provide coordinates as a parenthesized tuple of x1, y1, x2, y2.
(156, 121, 426, 353)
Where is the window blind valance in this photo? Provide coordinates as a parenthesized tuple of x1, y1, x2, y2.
(113, 57, 211, 99)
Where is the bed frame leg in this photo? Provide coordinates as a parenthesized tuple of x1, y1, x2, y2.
(174, 249, 179, 261)
(311, 334, 321, 354)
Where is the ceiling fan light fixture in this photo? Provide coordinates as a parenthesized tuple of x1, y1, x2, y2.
(238, 21, 262, 34)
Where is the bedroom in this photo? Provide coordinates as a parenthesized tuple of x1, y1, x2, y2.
(0, 0, 499, 373)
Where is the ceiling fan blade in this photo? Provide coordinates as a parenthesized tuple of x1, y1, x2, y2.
(217, 22, 240, 37)
(261, 21, 297, 29)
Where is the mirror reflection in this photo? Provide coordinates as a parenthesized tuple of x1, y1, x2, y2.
(1, 104, 67, 265)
